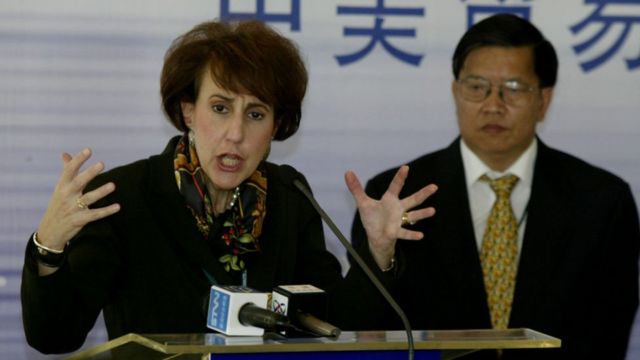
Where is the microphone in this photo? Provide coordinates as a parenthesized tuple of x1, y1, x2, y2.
(206, 285, 293, 336)
(237, 303, 291, 331)
(289, 172, 415, 360)
(295, 312, 341, 337)
(271, 284, 341, 337)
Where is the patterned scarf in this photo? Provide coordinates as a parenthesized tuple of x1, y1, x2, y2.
(173, 134, 267, 274)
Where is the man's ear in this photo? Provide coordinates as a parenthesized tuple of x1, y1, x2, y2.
(537, 87, 554, 123)
(181, 102, 195, 127)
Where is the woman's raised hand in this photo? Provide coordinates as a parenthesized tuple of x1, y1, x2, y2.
(36, 148, 121, 252)
(345, 165, 437, 270)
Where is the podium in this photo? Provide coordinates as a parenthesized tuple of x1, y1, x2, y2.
(65, 328, 560, 360)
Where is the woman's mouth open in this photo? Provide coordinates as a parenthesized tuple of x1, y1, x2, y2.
(218, 154, 243, 171)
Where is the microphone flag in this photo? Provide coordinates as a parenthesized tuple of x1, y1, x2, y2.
(207, 285, 270, 336)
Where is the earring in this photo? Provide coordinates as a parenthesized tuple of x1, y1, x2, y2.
(188, 130, 195, 146)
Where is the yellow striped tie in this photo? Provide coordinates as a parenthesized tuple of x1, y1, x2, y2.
(480, 174, 519, 330)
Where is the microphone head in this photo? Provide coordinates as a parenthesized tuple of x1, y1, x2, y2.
(238, 303, 292, 330)
(207, 285, 270, 336)
(271, 284, 328, 336)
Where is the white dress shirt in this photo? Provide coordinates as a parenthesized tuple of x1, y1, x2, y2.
(460, 138, 537, 257)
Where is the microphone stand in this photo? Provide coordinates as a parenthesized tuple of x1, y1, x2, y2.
(293, 179, 415, 360)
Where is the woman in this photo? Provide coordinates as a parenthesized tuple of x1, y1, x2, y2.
(21, 20, 437, 354)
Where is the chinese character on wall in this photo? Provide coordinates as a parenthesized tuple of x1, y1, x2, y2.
(571, 0, 640, 72)
(335, 0, 425, 66)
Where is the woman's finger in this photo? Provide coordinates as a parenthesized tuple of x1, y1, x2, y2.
(386, 165, 409, 197)
(401, 184, 438, 210)
(402, 207, 436, 226)
(60, 148, 92, 183)
(71, 161, 106, 193)
(79, 182, 116, 208)
(82, 203, 121, 223)
(345, 170, 368, 205)
(396, 228, 425, 241)
(62, 152, 72, 163)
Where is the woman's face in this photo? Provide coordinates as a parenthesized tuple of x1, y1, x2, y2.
(182, 69, 276, 191)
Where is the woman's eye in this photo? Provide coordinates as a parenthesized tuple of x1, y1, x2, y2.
(248, 111, 264, 120)
(212, 104, 228, 113)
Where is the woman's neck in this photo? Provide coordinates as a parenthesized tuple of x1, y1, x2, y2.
(206, 182, 235, 216)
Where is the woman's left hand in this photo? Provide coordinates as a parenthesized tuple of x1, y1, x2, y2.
(345, 165, 437, 270)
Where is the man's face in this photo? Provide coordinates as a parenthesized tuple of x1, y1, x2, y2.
(452, 46, 553, 171)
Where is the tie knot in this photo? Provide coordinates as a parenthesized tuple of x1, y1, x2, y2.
(480, 174, 519, 195)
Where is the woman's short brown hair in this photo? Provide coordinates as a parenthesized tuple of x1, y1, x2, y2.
(160, 20, 308, 141)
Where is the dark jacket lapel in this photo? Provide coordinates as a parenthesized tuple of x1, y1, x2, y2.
(426, 139, 485, 293)
(401, 139, 491, 328)
(510, 139, 572, 326)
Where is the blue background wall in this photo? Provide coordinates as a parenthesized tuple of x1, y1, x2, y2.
(1, 1, 639, 358)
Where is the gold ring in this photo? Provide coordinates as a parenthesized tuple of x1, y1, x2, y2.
(401, 212, 414, 226)
(76, 198, 88, 209)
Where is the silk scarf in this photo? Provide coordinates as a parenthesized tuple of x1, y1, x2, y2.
(173, 134, 267, 274)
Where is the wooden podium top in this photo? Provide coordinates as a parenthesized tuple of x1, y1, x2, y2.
(66, 328, 560, 360)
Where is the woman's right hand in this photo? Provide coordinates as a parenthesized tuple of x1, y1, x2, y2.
(36, 148, 121, 253)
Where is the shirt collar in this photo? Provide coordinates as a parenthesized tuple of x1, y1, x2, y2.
(461, 138, 537, 188)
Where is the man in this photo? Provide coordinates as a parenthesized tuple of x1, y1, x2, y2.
(351, 14, 639, 360)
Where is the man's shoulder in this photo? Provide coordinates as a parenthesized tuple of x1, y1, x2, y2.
(370, 145, 455, 183)
(540, 145, 629, 189)
(365, 145, 457, 196)
(539, 147, 624, 182)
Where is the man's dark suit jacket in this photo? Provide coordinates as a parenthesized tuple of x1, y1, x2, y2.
(22, 137, 381, 354)
(352, 138, 640, 360)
